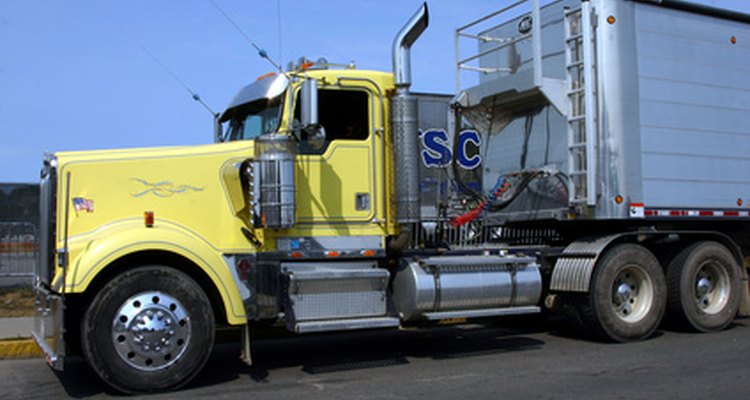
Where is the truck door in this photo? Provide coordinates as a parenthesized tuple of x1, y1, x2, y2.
(295, 85, 382, 229)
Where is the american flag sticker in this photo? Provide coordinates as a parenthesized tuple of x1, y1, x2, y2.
(73, 197, 94, 213)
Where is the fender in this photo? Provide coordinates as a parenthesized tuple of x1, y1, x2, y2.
(63, 218, 247, 325)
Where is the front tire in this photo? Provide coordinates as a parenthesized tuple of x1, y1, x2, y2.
(666, 241, 740, 332)
(82, 266, 215, 394)
(578, 244, 667, 342)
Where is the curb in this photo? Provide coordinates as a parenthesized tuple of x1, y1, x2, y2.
(0, 339, 42, 359)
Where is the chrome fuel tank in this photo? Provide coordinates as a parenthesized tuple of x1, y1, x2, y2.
(393, 255, 542, 321)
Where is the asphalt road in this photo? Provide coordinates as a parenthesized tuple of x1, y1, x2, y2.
(2, 316, 749, 399)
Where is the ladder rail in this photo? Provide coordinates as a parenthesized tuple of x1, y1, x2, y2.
(565, 1, 597, 207)
(564, 7, 579, 205)
(581, 0, 597, 206)
(532, 0, 543, 87)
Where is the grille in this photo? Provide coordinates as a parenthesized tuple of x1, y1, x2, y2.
(38, 158, 57, 286)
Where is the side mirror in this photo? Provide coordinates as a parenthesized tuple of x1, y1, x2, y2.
(301, 78, 318, 127)
(214, 114, 224, 143)
(299, 77, 325, 149)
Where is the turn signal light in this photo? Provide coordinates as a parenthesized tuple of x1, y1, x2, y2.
(144, 211, 155, 228)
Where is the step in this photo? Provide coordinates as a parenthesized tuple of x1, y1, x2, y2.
(423, 306, 541, 321)
(283, 261, 391, 325)
(566, 87, 585, 96)
(568, 115, 586, 123)
(293, 317, 400, 334)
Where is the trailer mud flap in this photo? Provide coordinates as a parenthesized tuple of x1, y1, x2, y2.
(739, 261, 750, 317)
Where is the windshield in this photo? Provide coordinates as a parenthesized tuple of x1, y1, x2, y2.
(224, 96, 283, 141)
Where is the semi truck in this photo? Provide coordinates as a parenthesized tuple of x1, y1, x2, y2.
(33, 0, 750, 393)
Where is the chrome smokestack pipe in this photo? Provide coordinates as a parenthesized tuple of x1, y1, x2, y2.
(391, 3, 428, 225)
(392, 3, 429, 92)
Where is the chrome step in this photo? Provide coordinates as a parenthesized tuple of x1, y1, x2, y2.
(423, 306, 541, 321)
(293, 317, 400, 334)
(282, 261, 392, 332)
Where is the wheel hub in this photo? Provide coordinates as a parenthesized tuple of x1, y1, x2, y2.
(695, 277, 712, 298)
(611, 266, 653, 322)
(615, 283, 633, 304)
(131, 310, 175, 352)
(112, 292, 191, 371)
(694, 262, 730, 314)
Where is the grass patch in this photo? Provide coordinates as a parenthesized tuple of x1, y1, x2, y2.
(0, 287, 35, 317)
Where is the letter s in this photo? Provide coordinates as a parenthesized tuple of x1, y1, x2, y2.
(421, 129, 452, 168)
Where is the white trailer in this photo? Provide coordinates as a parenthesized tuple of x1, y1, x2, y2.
(434, 0, 750, 341)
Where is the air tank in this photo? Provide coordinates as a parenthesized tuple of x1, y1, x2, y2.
(255, 134, 296, 229)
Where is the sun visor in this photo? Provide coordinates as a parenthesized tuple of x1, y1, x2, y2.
(220, 74, 289, 122)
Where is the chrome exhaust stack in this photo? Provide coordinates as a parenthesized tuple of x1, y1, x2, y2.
(392, 3, 429, 94)
(391, 3, 428, 226)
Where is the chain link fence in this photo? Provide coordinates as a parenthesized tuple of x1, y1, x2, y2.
(0, 222, 38, 288)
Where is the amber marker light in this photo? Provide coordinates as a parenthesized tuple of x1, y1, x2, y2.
(615, 195, 624, 205)
(256, 72, 276, 81)
(325, 251, 341, 258)
(144, 211, 155, 228)
(607, 15, 616, 25)
(738, 198, 743, 206)
(361, 250, 376, 257)
(731, 36, 737, 44)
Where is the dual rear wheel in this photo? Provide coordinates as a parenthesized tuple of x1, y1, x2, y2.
(577, 241, 741, 342)
(666, 241, 741, 332)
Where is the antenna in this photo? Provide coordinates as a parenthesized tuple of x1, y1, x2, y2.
(140, 46, 216, 116)
(209, 0, 283, 72)
(277, 0, 283, 64)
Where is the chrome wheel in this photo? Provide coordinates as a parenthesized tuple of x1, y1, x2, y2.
(612, 265, 654, 323)
(83, 266, 214, 393)
(112, 291, 191, 371)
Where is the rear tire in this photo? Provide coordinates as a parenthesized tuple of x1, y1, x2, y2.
(578, 244, 667, 342)
(666, 241, 740, 332)
(82, 266, 215, 394)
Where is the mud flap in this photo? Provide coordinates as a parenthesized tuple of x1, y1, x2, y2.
(32, 281, 65, 370)
(738, 261, 750, 317)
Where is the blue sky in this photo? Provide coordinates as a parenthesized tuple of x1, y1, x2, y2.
(1, 0, 748, 183)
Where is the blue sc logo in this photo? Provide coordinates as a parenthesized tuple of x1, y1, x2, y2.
(420, 129, 481, 170)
